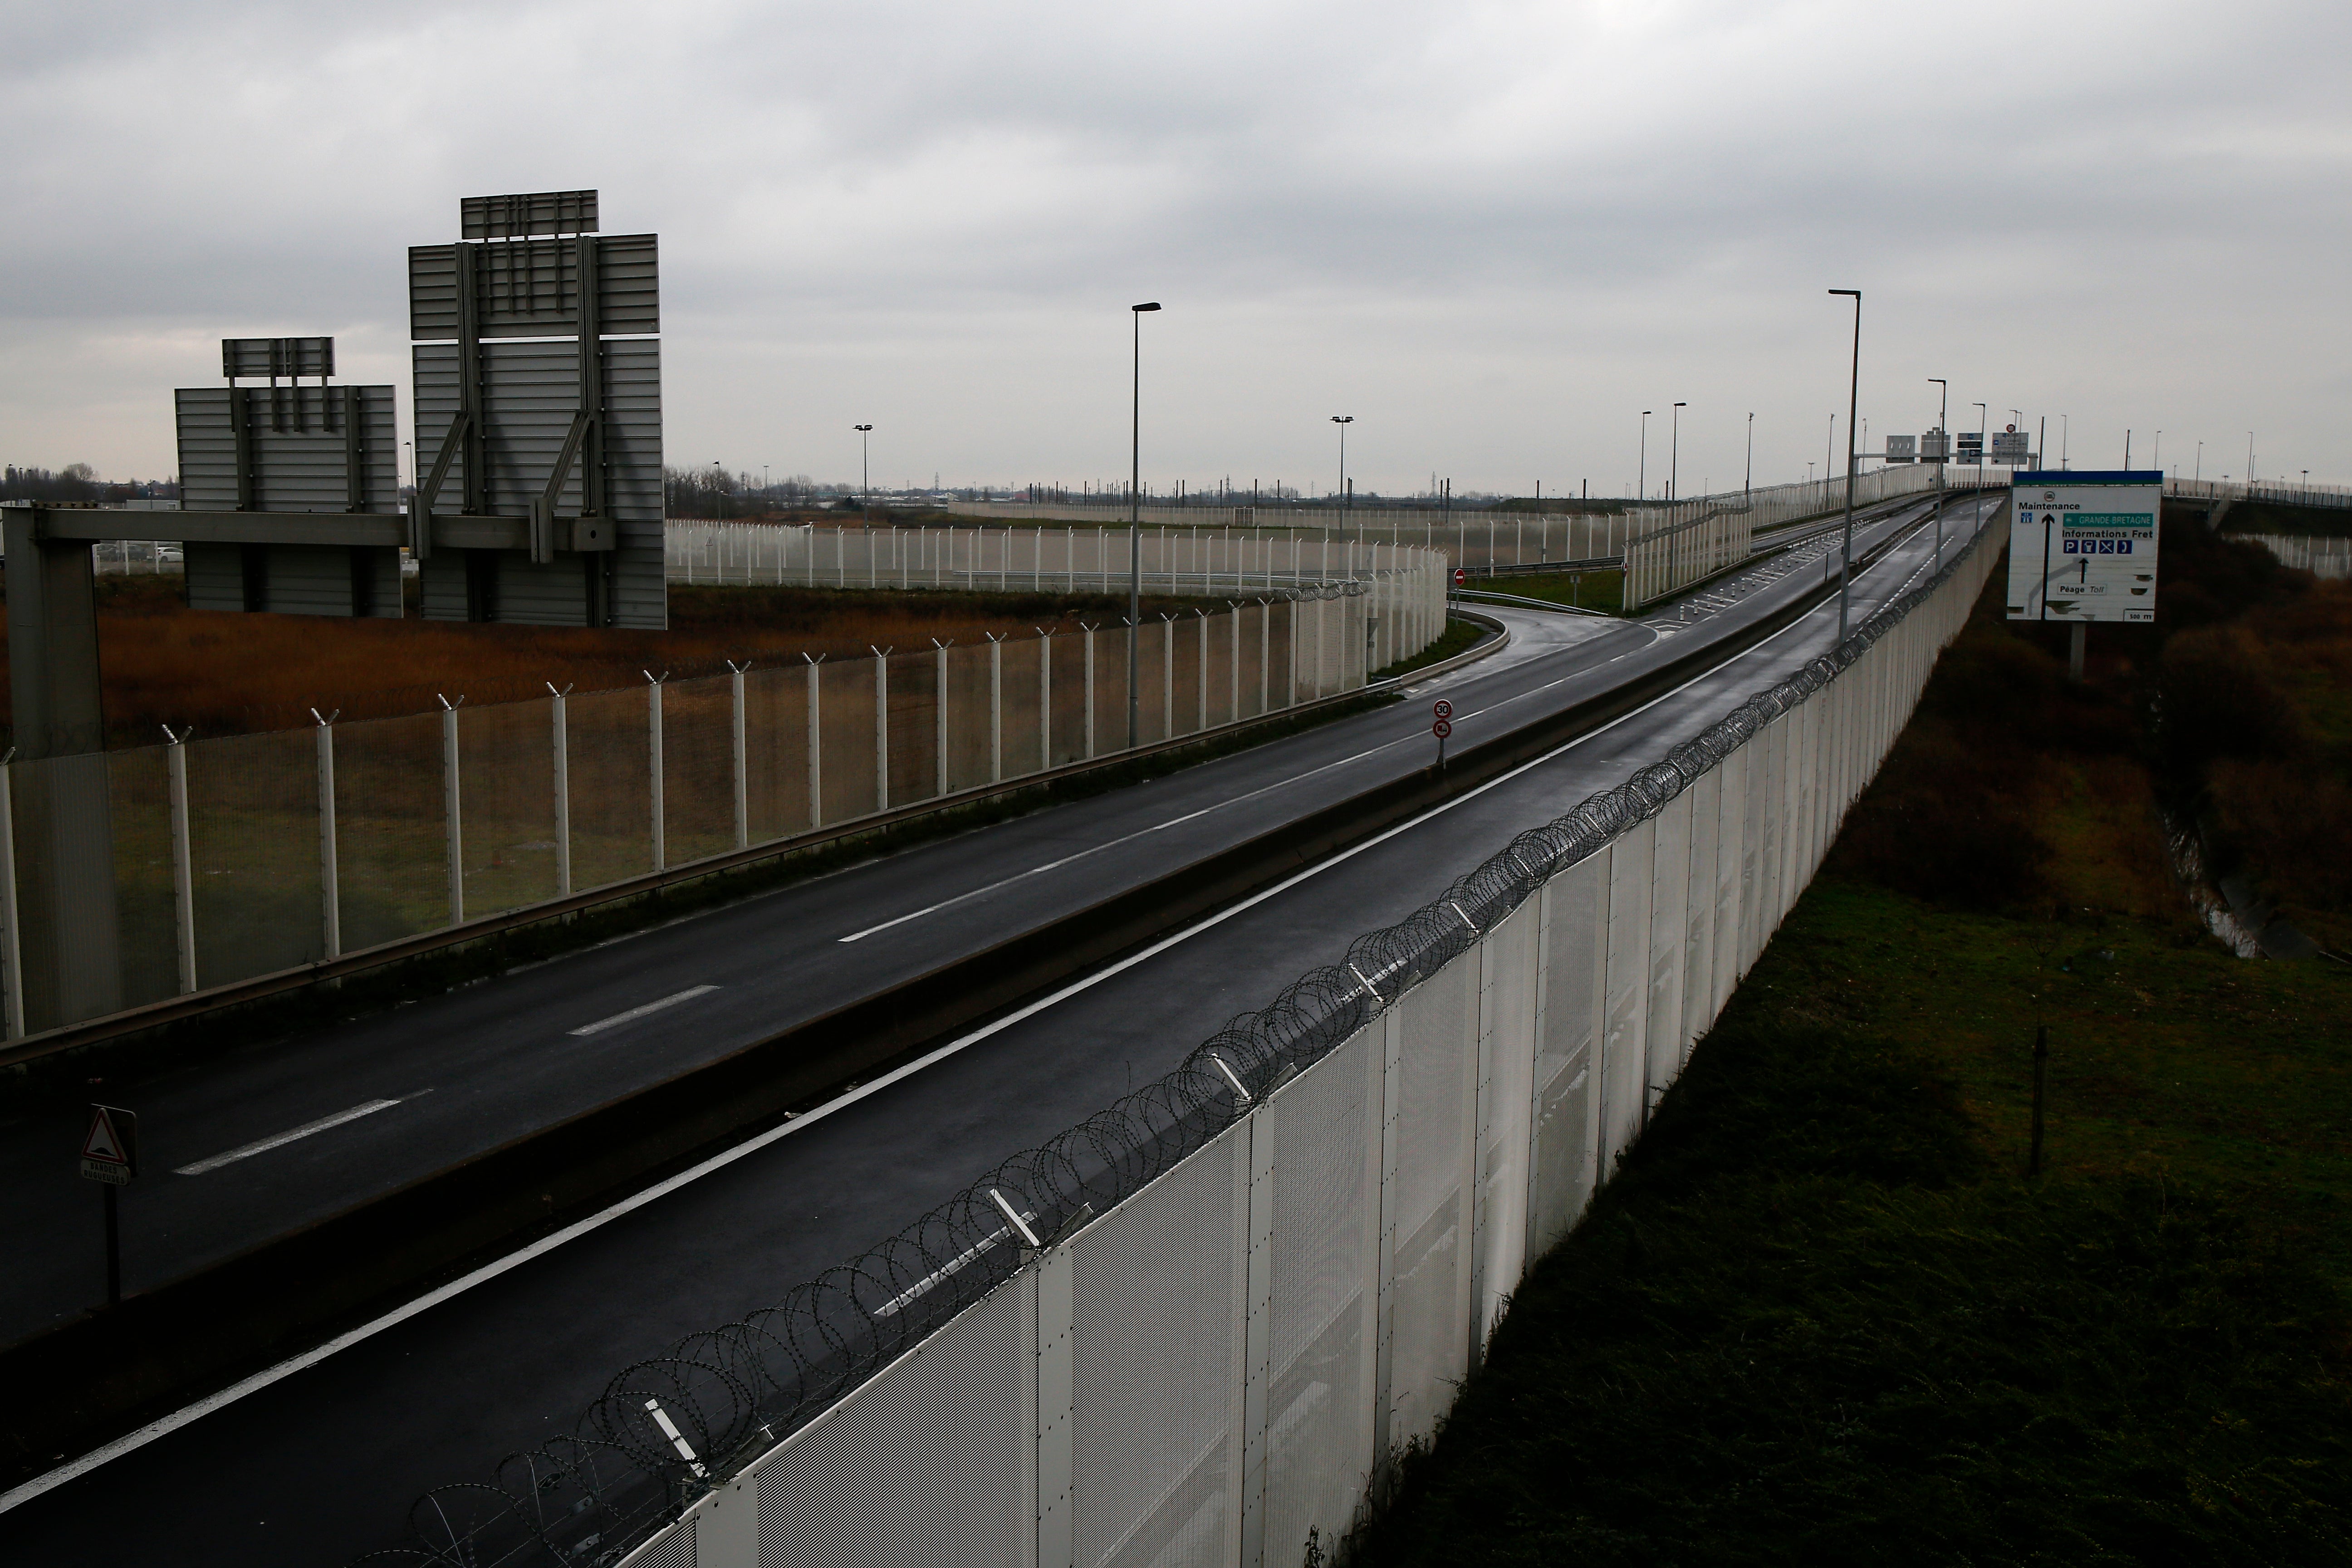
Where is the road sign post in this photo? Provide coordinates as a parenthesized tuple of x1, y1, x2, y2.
(81, 1103, 138, 1307)
(1431, 700, 1454, 768)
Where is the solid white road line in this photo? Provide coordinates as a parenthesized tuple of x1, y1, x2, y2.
(0, 531, 1954, 1515)
(568, 985, 721, 1036)
(173, 1100, 405, 1176)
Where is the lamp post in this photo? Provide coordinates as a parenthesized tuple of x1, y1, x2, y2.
(2061, 414, 2069, 470)
(1638, 410, 1651, 500)
(1972, 403, 1986, 474)
(853, 425, 872, 500)
(712, 460, 725, 520)
(2195, 440, 2202, 481)
(1331, 415, 1353, 538)
(1928, 378, 1947, 562)
(1828, 289, 1862, 643)
(1744, 412, 1754, 495)
(2247, 432, 2255, 486)
(1669, 402, 1686, 501)
(2154, 431, 2161, 475)
(1127, 302, 1161, 751)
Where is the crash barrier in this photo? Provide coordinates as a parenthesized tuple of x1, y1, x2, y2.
(364, 512, 2001, 1566)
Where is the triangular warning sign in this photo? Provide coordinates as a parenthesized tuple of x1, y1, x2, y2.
(83, 1107, 126, 1163)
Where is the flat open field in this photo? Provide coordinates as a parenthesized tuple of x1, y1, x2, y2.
(0, 577, 1220, 749)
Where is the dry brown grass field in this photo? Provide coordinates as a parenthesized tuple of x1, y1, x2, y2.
(0, 576, 1217, 749)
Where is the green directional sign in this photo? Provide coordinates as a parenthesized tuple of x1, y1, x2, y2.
(2005, 472, 2161, 624)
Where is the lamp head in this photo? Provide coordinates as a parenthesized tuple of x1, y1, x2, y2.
(1132, 302, 1161, 313)
(1828, 288, 1861, 298)
(1673, 402, 1686, 409)
(1331, 415, 1352, 425)
(853, 424, 872, 432)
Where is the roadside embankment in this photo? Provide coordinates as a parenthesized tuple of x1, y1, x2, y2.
(1351, 539, 2352, 1565)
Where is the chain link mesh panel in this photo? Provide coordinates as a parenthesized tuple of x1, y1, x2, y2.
(884, 651, 937, 809)
(567, 686, 655, 892)
(105, 746, 179, 1012)
(188, 728, 324, 986)
(816, 660, 878, 826)
(369, 519, 1999, 1568)
(333, 712, 446, 950)
(997, 637, 1043, 783)
(742, 666, 810, 843)
(944, 642, 994, 794)
(662, 676, 737, 867)
(457, 699, 559, 919)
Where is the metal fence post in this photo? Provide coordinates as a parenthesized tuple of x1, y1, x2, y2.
(0, 755, 19, 1039)
(1196, 609, 1209, 732)
(162, 726, 200, 992)
(1083, 625, 1097, 760)
(872, 646, 892, 812)
(1286, 596, 1299, 708)
(549, 683, 573, 897)
(1161, 615, 1176, 741)
(988, 635, 1004, 784)
(1037, 630, 1052, 773)
(804, 654, 823, 828)
(438, 698, 464, 927)
(313, 710, 341, 960)
(1228, 604, 1241, 725)
(932, 640, 951, 800)
(644, 672, 666, 873)
(730, 661, 750, 850)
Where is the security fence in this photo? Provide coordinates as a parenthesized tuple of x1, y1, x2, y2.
(1617, 466, 1972, 609)
(0, 532, 1445, 1041)
(363, 509, 2002, 1568)
(2242, 534, 2352, 580)
(665, 521, 1445, 611)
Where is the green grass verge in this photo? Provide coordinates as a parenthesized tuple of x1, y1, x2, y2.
(1469, 568, 1626, 615)
(1370, 617, 1492, 682)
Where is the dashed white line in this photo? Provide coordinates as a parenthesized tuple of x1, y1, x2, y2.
(173, 1099, 408, 1176)
(568, 985, 721, 1036)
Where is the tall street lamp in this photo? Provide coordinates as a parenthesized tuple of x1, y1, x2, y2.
(711, 460, 725, 520)
(1828, 289, 1862, 643)
(1744, 412, 1754, 495)
(2247, 432, 2256, 486)
(1331, 416, 1353, 538)
(1972, 403, 1987, 473)
(1928, 378, 1947, 562)
(1669, 402, 1686, 501)
(1128, 302, 1161, 751)
(1638, 411, 1651, 500)
(853, 425, 873, 499)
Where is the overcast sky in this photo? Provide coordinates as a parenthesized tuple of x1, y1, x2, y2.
(5, 0, 2346, 498)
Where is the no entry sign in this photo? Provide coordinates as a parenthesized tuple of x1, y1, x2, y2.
(1452, 567, 1466, 586)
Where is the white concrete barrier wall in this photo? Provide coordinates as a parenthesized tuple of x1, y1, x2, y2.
(619, 524, 2002, 1568)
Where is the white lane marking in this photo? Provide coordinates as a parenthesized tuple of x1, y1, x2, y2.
(173, 1100, 406, 1176)
(568, 985, 721, 1036)
(0, 542, 1943, 1514)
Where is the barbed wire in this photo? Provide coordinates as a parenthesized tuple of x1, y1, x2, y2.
(352, 515, 1991, 1567)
